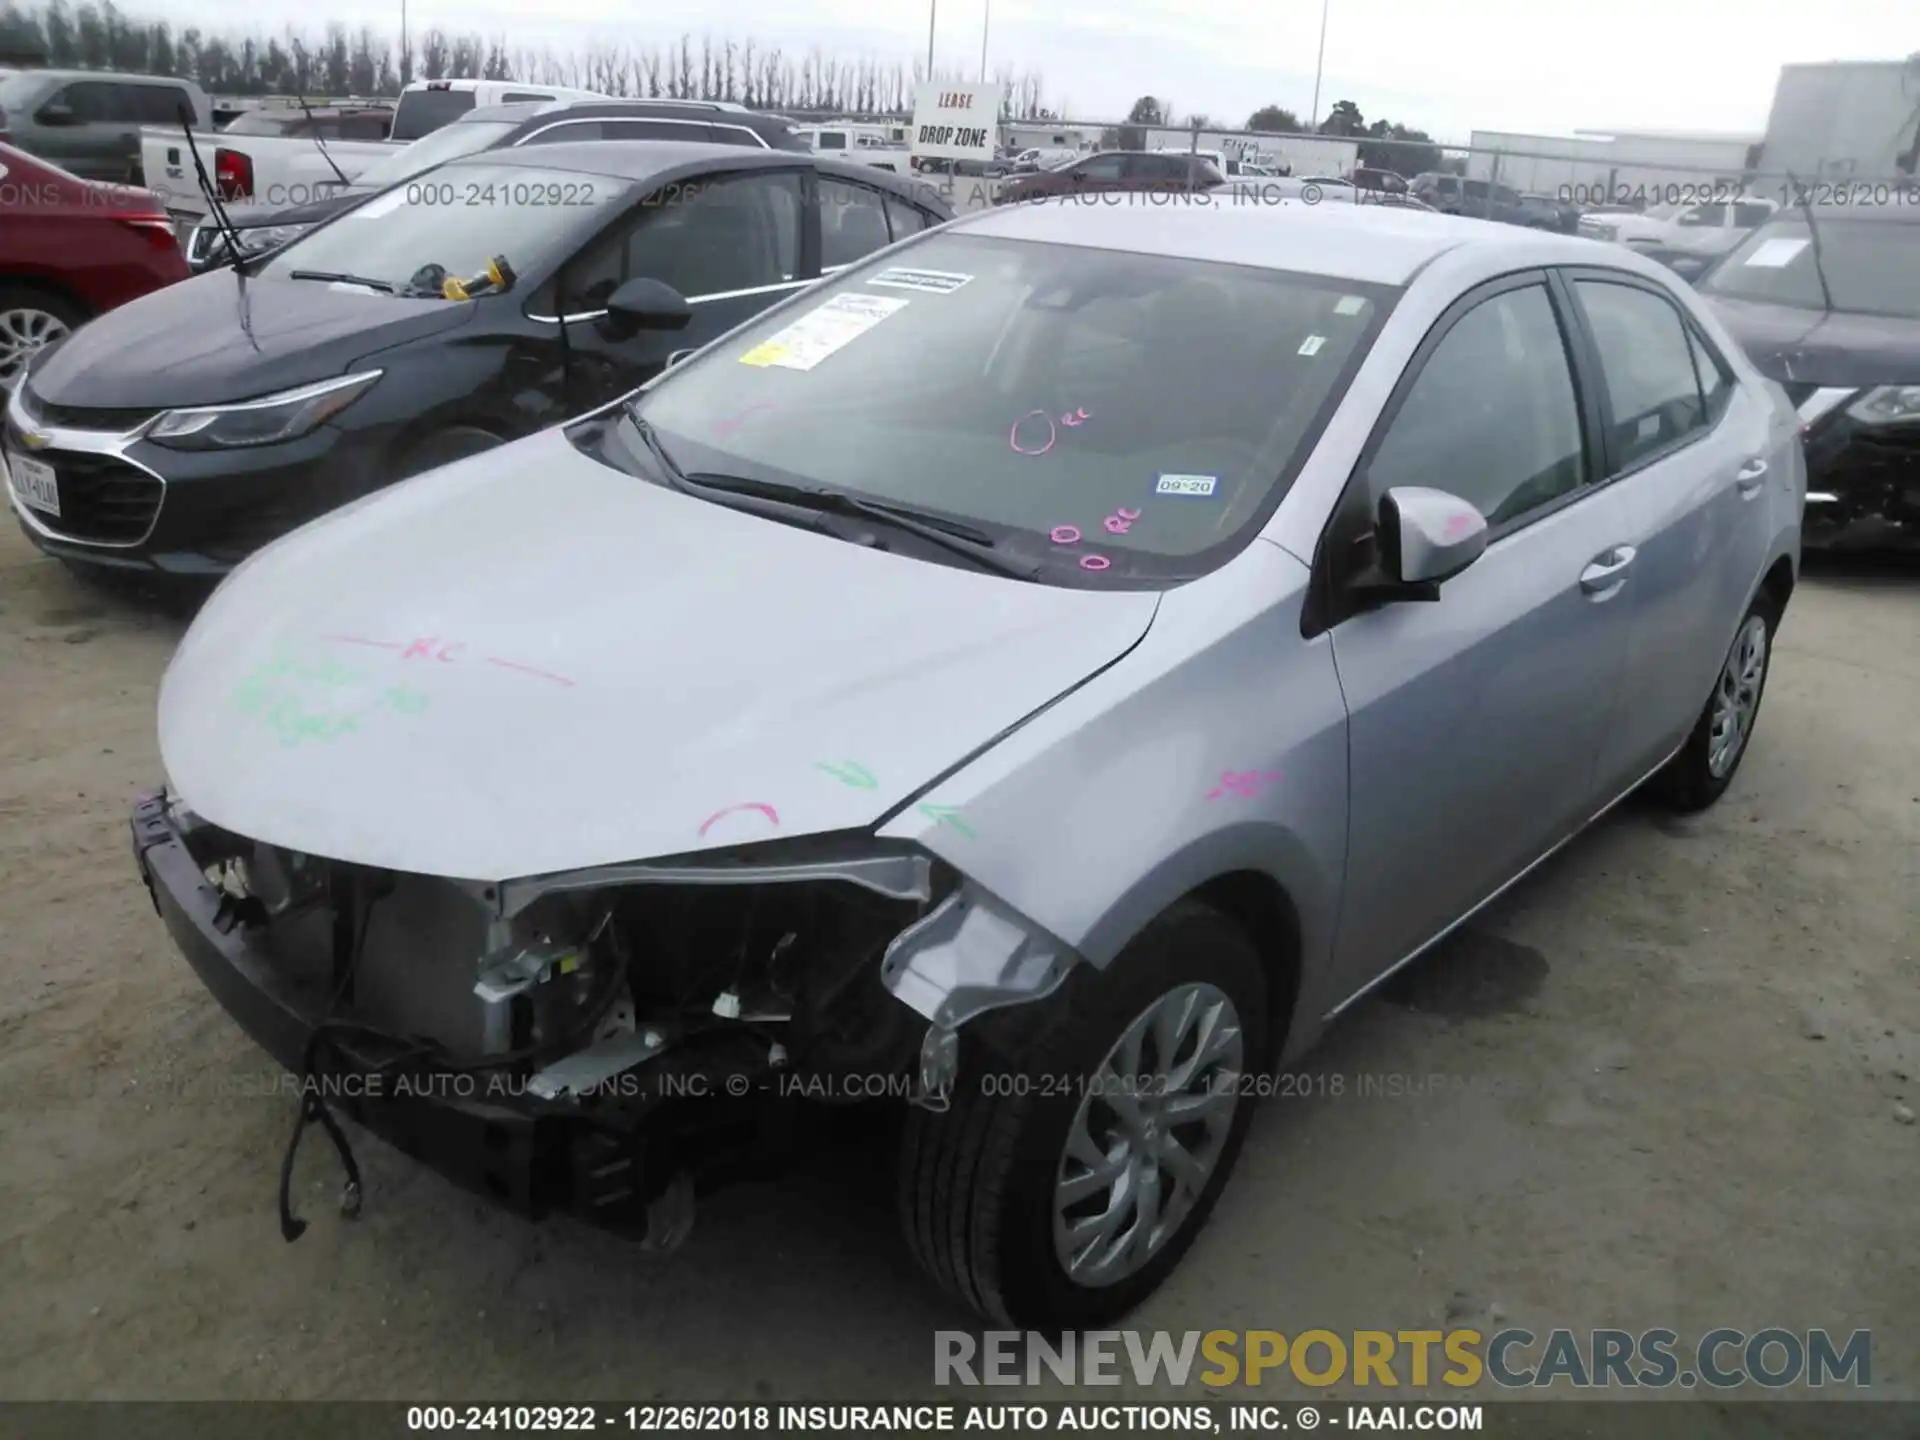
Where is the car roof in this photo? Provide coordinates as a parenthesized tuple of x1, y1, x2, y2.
(951, 197, 1610, 286)
(446, 140, 948, 206)
(10, 67, 200, 86)
(466, 98, 790, 127)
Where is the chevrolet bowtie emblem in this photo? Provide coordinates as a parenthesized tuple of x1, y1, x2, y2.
(19, 429, 51, 449)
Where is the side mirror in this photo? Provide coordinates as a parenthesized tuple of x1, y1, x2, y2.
(599, 277, 692, 340)
(1355, 486, 1488, 602)
(37, 100, 76, 126)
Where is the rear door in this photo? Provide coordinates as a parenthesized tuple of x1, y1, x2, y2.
(525, 167, 811, 411)
(1560, 268, 1780, 790)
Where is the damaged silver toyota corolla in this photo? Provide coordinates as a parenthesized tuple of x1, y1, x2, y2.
(131, 197, 1800, 1327)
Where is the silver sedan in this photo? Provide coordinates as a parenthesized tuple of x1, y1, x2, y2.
(134, 191, 1804, 1327)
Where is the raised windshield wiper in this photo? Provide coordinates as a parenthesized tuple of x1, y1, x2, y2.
(627, 416, 1039, 580)
(288, 270, 396, 293)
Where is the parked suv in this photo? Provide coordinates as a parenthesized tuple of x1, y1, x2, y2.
(0, 68, 211, 181)
(186, 98, 814, 270)
(1410, 172, 1524, 223)
(998, 150, 1223, 203)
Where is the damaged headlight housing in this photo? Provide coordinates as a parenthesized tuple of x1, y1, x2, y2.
(144, 371, 383, 450)
(1845, 385, 1920, 426)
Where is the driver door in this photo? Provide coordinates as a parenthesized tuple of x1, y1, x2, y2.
(1319, 272, 1643, 1001)
(524, 168, 812, 415)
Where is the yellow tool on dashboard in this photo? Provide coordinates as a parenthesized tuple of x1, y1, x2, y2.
(441, 256, 517, 302)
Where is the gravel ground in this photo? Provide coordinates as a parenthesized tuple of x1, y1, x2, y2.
(0, 522, 1914, 1427)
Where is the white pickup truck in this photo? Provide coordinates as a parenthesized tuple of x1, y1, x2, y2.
(143, 77, 609, 226)
(794, 124, 913, 174)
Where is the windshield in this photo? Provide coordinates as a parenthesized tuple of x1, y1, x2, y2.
(621, 232, 1392, 585)
(350, 119, 519, 192)
(259, 162, 626, 295)
(1700, 216, 1920, 320)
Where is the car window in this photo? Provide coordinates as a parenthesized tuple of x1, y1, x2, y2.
(708, 122, 767, 148)
(628, 231, 1392, 585)
(1075, 154, 1126, 181)
(606, 120, 721, 143)
(1731, 202, 1773, 227)
(337, 113, 392, 141)
(352, 119, 518, 189)
(884, 193, 930, 239)
(558, 170, 803, 312)
(391, 88, 476, 142)
(1573, 280, 1708, 469)
(132, 85, 189, 125)
(1365, 284, 1586, 528)
(1701, 216, 1920, 320)
(1676, 203, 1728, 227)
(502, 92, 554, 105)
(262, 161, 625, 295)
(1688, 326, 1733, 427)
(820, 177, 895, 270)
(1462, 179, 1489, 199)
(815, 131, 848, 151)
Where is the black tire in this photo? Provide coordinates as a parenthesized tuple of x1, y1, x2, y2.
(1654, 592, 1778, 812)
(898, 900, 1270, 1327)
(395, 425, 502, 480)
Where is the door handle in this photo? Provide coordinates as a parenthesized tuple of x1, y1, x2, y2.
(1735, 457, 1767, 496)
(1579, 545, 1637, 595)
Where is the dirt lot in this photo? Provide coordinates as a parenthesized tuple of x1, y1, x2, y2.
(0, 521, 1914, 1420)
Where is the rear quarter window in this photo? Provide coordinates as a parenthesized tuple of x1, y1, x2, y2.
(391, 88, 475, 142)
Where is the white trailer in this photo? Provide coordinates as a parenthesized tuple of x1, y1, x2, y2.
(1756, 57, 1920, 179)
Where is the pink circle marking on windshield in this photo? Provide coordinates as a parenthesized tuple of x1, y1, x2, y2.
(1010, 409, 1057, 456)
(1080, 554, 1111, 571)
(1050, 525, 1082, 545)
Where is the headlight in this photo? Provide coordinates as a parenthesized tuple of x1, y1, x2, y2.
(1845, 385, 1920, 426)
(235, 223, 314, 257)
(144, 371, 383, 451)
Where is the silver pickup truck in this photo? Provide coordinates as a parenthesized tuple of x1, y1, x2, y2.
(143, 78, 609, 226)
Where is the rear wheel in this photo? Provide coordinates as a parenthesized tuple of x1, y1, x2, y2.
(0, 285, 86, 394)
(898, 901, 1269, 1326)
(1654, 595, 1776, 812)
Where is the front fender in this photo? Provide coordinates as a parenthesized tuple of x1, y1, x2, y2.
(877, 540, 1349, 1052)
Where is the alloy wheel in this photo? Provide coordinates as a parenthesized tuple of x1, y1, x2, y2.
(1708, 614, 1769, 779)
(1053, 982, 1244, 1287)
(0, 307, 70, 394)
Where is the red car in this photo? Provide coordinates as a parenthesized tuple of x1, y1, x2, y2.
(0, 141, 187, 392)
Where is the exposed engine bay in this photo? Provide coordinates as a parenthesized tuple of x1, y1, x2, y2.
(141, 792, 1075, 1248)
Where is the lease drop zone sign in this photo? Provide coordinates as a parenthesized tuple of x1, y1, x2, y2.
(912, 82, 1005, 162)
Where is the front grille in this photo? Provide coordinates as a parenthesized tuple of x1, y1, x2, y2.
(8, 445, 162, 544)
(21, 385, 160, 434)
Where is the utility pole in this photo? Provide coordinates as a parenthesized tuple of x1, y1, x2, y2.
(980, 0, 989, 82)
(1309, 0, 1329, 128)
(926, 0, 936, 82)
(400, 0, 410, 87)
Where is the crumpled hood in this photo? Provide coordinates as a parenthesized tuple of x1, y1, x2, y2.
(29, 272, 473, 409)
(159, 427, 1160, 881)
(1704, 294, 1920, 388)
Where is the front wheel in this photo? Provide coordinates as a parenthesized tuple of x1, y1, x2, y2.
(898, 901, 1270, 1327)
(1654, 596, 1776, 811)
(0, 284, 86, 394)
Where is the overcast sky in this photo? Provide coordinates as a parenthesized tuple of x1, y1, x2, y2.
(146, 0, 1908, 142)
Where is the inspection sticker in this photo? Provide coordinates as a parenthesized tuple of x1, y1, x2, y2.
(869, 267, 973, 295)
(1743, 237, 1810, 269)
(1334, 295, 1367, 316)
(738, 293, 908, 370)
(1156, 474, 1218, 497)
(1298, 334, 1328, 357)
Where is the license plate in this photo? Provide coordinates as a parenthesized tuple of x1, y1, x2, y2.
(7, 451, 59, 517)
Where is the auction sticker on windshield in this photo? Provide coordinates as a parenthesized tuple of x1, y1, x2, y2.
(1743, 237, 1810, 268)
(738, 293, 909, 371)
(869, 267, 973, 295)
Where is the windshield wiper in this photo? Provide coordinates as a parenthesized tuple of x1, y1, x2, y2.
(627, 416, 1038, 580)
(288, 270, 396, 293)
